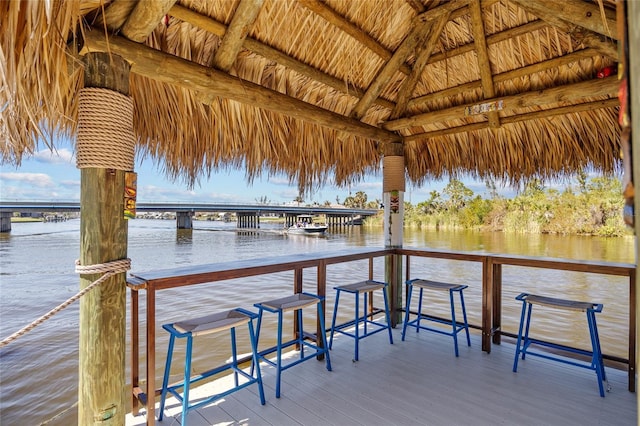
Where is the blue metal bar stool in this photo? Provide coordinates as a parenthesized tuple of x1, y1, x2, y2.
(329, 280, 394, 361)
(254, 292, 332, 398)
(401, 278, 471, 357)
(513, 293, 608, 397)
(158, 308, 265, 425)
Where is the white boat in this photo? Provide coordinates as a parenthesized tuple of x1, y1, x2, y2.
(287, 215, 328, 235)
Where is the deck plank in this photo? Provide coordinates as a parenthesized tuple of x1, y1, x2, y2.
(126, 326, 636, 426)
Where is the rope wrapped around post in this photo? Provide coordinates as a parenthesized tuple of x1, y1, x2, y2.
(383, 155, 406, 192)
(0, 258, 131, 348)
(77, 87, 136, 171)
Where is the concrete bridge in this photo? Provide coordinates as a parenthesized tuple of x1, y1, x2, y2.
(0, 201, 378, 232)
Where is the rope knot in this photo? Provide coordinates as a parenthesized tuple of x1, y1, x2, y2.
(75, 258, 131, 275)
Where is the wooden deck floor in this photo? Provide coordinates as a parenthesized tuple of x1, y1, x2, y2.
(126, 327, 636, 426)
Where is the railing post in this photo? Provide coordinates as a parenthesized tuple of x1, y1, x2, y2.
(492, 262, 502, 346)
(629, 268, 636, 392)
(317, 261, 327, 360)
(145, 286, 156, 426)
(482, 257, 492, 353)
(294, 268, 303, 349)
(130, 289, 139, 416)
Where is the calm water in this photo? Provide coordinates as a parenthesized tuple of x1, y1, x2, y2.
(0, 219, 635, 425)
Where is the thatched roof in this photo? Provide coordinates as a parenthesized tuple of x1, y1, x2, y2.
(0, 0, 622, 192)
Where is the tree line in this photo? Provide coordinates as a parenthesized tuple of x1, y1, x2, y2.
(365, 174, 631, 237)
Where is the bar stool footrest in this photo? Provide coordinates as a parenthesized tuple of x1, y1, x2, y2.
(258, 339, 327, 372)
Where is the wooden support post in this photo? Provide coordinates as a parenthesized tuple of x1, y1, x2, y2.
(626, 0, 640, 394)
(383, 142, 405, 325)
(78, 52, 131, 425)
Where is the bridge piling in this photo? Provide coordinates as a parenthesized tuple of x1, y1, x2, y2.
(0, 212, 11, 232)
(236, 212, 260, 229)
(176, 212, 193, 229)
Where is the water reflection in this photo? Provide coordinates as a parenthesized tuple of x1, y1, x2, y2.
(0, 219, 635, 426)
(176, 228, 193, 244)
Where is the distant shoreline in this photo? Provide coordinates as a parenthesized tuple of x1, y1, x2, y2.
(11, 217, 42, 223)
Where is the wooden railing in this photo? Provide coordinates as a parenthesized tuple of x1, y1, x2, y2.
(127, 247, 636, 425)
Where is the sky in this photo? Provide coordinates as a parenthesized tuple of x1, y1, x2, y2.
(1, 137, 520, 206)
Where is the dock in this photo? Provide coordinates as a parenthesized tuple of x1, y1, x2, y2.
(125, 326, 636, 425)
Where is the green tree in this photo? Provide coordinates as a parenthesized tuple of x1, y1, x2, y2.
(366, 199, 381, 209)
(416, 190, 442, 214)
(344, 191, 368, 208)
(459, 196, 492, 228)
(442, 179, 473, 211)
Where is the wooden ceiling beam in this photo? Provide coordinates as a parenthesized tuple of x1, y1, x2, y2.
(391, 13, 451, 119)
(350, 21, 433, 120)
(518, 0, 616, 40)
(213, 0, 264, 72)
(409, 48, 597, 109)
(350, 0, 467, 120)
(169, 4, 394, 110)
(298, 0, 412, 75)
(404, 98, 619, 141)
(511, 0, 618, 59)
(469, 0, 499, 128)
(95, 0, 137, 32)
(121, 0, 177, 42)
(428, 20, 547, 64)
(406, 0, 426, 14)
(384, 75, 619, 131)
(290, 0, 496, 84)
(81, 30, 401, 144)
(413, 0, 469, 23)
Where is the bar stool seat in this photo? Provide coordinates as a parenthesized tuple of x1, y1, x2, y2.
(513, 293, 608, 397)
(159, 308, 265, 426)
(402, 278, 471, 357)
(254, 292, 332, 398)
(329, 280, 393, 361)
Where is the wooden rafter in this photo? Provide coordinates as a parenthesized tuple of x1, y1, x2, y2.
(428, 20, 548, 65)
(469, 0, 499, 128)
(404, 98, 619, 141)
(390, 12, 451, 119)
(121, 0, 177, 42)
(384, 75, 619, 131)
(409, 48, 597, 109)
(520, 0, 616, 40)
(298, 0, 412, 75)
(81, 30, 402, 144)
(511, 0, 618, 59)
(213, 0, 264, 72)
(406, 0, 426, 14)
(350, 0, 468, 120)
(350, 20, 432, 120)
(169, 4, 394, 110)
(96, 0, 137, 31)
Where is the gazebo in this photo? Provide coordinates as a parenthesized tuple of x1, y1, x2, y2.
(1, 1, 638, 424)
